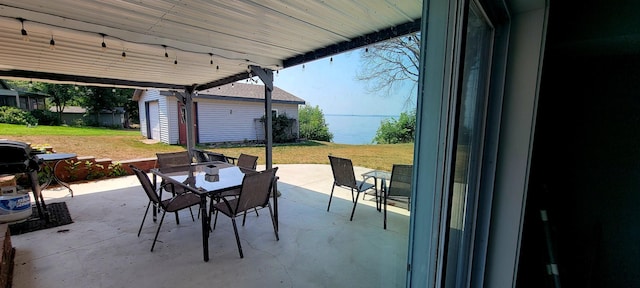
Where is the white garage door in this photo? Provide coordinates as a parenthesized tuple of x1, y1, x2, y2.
(148, 101, 160, 140)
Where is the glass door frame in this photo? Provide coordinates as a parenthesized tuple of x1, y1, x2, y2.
(407, 0, 510, 286)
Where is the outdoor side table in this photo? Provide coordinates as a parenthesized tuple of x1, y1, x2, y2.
(37, 153, 77, 197)
(361, 170, 391, 211)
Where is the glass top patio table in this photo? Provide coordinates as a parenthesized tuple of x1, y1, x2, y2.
(361, 170, 391, 211)
(150, 161, 249, 262)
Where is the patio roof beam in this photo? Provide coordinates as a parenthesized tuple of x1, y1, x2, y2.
(195, 71, 250, 92)
(282, 19, 422, 68)
(0, 70, 185, 90)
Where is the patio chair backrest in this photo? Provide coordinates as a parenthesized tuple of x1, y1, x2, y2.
(328, 156, 357, 189)
(206, 152, 230, 162)
(388, 164, 413, 198)
(237, 153, 258, 170)
(156, 151, 191, 168)
(191, 149, 209, 163)
(235, 167, 278, 214)
(130, 165, 162, 205)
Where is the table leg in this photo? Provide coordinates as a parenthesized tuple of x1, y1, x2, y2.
(200, 195, 209, 262)
(375, 178, 382, 212)
(52, 160, 74, 197)
(40, 161, 55, 191)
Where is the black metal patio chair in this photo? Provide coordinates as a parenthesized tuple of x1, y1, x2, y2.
(327, 155, 376, 221)
(130, 165, 201, 252)
(382, 164, 413, 229)
(211, 167, 279, 258)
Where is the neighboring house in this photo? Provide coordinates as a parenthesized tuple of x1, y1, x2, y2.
(0, 79, 48, 111)
(49, 106, 126, 127)
(134, 82, 305, 145)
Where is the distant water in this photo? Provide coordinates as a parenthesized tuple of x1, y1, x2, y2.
(325, 114, 399, 145)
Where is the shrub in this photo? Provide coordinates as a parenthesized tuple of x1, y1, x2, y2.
(0, 106, 37, 125)
(373, 110, 416, 144)
(261, 113, 298, 143)
(298, 105, 333, 142)
(30, 109, 60, 126)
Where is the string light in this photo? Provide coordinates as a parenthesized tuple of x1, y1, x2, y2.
(18, 18, 29, 41)
(100, 33, 107, 51)
(12, 17, 278, 69)
(330, 57, 333, 63)
(49, 35, 56, 50)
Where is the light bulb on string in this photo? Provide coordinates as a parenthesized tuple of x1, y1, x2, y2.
(49, 36, 56, 50)
(163, 45, 168, 59)
(121, 50, 127, 61)
(18, 18, 29, 42)
(100, 33, 107, 51)
(209, 53, 214, 65)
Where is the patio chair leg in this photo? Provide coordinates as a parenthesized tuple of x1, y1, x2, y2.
(231, 217, 244, 258)
(175, 211, 180, 225)
(242, 211, 247, 226)
(327, 184, 336, 211)
(350, 191, 361, 221)
(189, 207, 195, 221)
(138, 201, 151, 237)
(213, 209, 219, 230)
(268, 204, 279, 241)
(151, 211, 167, 252)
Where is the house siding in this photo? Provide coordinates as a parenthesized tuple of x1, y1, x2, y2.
(138, 85, 303, 145)
(195, 99, 299, 143)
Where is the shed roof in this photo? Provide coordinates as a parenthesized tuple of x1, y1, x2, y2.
(197, 83, 305, 104)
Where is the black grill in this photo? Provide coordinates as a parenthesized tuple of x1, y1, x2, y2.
(0, 140, 46, 219)
(0, 140, 42, 174)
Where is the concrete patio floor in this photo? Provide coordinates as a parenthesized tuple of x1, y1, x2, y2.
(11, 164, 410, 288)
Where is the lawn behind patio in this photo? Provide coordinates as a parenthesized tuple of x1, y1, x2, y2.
(0, 123, 413, 171)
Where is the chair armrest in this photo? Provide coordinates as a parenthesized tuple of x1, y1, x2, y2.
(225, 156, 238, 165)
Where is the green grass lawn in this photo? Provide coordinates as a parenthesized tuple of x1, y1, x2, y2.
(0, 123, 414, 171)
(0, 123, 139, 136)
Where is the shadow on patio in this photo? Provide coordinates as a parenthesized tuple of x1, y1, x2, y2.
(11, 164, 410, 288)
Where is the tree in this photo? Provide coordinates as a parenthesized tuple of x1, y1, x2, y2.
(79, 86, 134, 127)
(356, 32, 420, 109)
(298, 105, 333, 142)
(373, 110, 416, 144)
(41, 83, 78, 123)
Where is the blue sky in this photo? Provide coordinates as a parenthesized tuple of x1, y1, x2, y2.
(272, 48, 415, 117)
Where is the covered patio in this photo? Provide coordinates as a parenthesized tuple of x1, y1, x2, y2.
(12, 164, 410, 287)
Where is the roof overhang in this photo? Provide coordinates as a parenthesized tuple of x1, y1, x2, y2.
(0, 1, 422, 91)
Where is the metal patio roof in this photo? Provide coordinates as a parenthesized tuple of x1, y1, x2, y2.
(0, 1, 422, 91)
